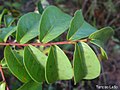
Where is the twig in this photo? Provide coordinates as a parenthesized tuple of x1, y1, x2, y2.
(0, 65, 10, 90)
(0, 39, 89, 47)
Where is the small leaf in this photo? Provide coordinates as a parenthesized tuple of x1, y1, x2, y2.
(89, 40, 108, 60)
(39, 5, 72, 43)
(17, 80, 42, 90)
(4, 46, 31, 83)
(89, 27, 114, 46)
(12, 2, 21, 9)
(67, 10, 97, 40)
(0, 82, 6, 90)
(37, 1, 44, 14)
(24, 45, 47, 83)
(0, 9, 8, 24)
(89, 27, 114, 59)
(0, 26, 16, 42)
(0, 58, 7, 68)
(46, 45, 73, 83)
(16, 12, 41, 44)
(100, 48, 108, 60)
(73, 42, 101, 84)
(4, 15, 15, 27)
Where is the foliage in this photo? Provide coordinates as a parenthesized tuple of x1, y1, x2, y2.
(0, 4, 114, 90)
(0, 82, 6, 90)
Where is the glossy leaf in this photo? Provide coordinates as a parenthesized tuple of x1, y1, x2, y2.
(0, 82, 6, 90)
(89, 27, 114, 59)
(17, 80, 42, 90)
(39, 5, 72, 43)
(67, 10, 97, 40)
(0, 26, 16, 42)
(4, 46, 31, 83)
(24, 45, 47, 83)
(16, 12, 41, 44)
(73, 42, 101, 84)
(46, 45, 73, 83)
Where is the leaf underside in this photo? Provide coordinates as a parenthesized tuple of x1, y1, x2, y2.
(73, 42, 101, 84)
(24, 45, 47, 83)
(4, 46, 31, 83)
(89, 27, 114, 60)
(17, 80, 42, 90)
(45, 45, 73, 83)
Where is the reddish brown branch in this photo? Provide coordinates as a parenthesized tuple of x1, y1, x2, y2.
(0, 39, 89, 47)
(0, 65, 9, 90)
(0, 39, 89, 90)
(0, 65, 5, 81)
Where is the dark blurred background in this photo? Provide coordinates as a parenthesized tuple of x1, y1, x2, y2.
(0, 0, 120, 90)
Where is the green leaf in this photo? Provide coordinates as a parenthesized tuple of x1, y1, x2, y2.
(15, 49, 24, 56)
(89, 27, 114, 46)
(16, 12, 41, 44)
(100, 48, 108, 60)
(46, 45, 73, 83)
(4, 15, 15, 27)
(0, 9, 8, 24)
(89, 27, 114, 59)
(73, 43, 86, 84)
(90, 39, 108, 60)
(0, 26, 16, 42)
(24, 45, 47, 83)
(0, 82, 6, 90)
(12, 2, 21, 9)
(4, 46, 31, 83)
(0, 58, 7, 68)
(39, 5, 72, 43)
(73, 42, 101, 84)
(37, 1, 44, 14)
(67, 10, 97, 40)
(17, 80, 42, 90)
